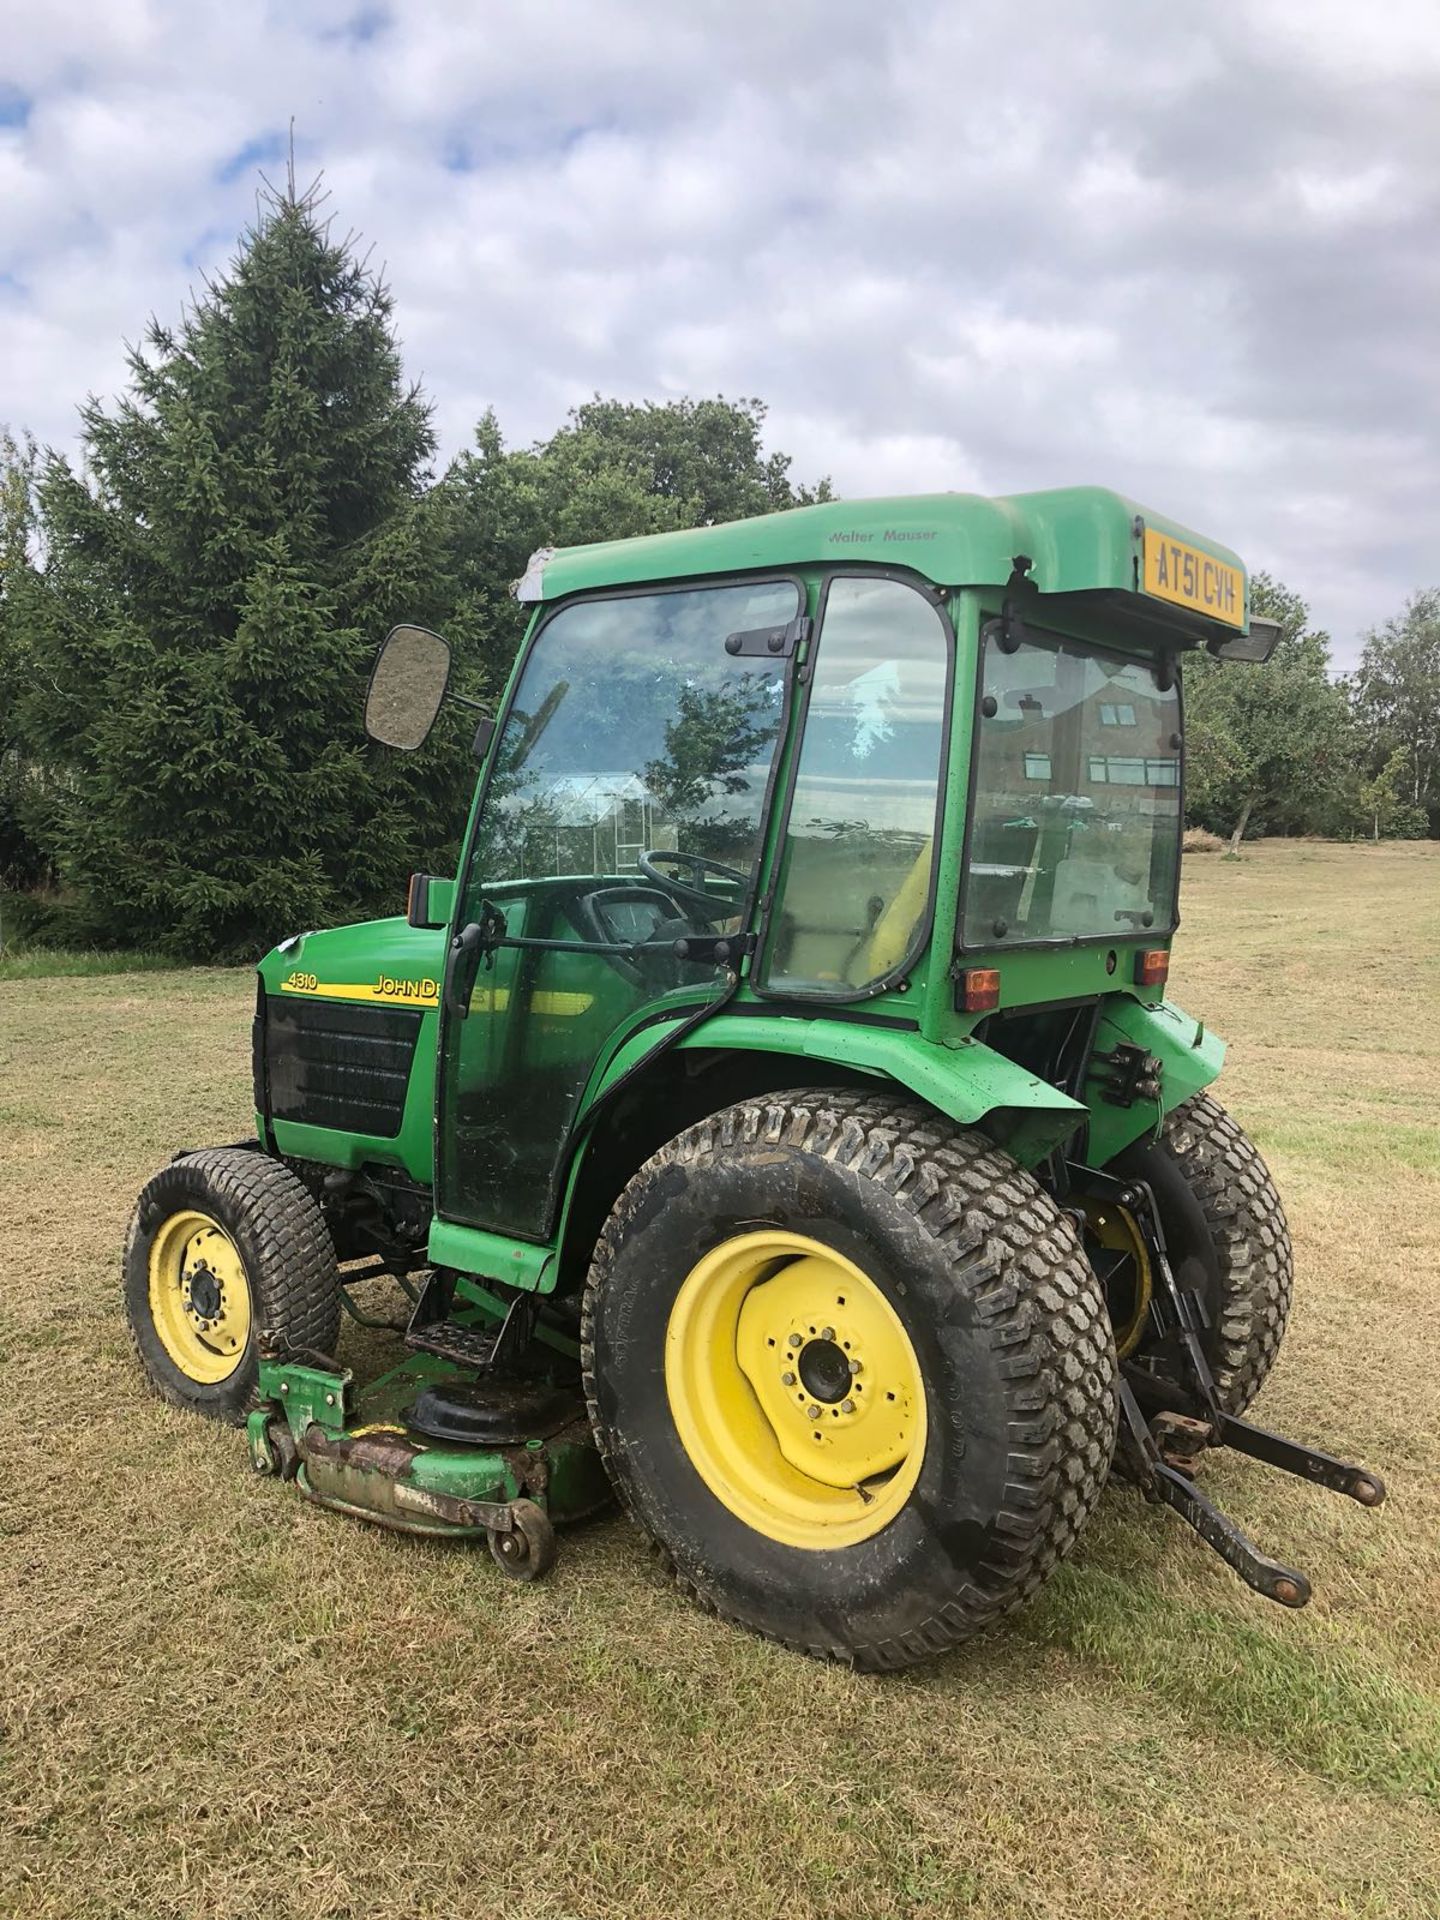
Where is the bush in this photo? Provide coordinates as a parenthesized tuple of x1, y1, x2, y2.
(1183, 827, 1228, 853)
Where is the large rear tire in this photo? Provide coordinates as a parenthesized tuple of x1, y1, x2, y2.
(123, 1148, 340, 1424)
(1118, 1092, 1293, 1414)
(582, 1090, 1118, 1670)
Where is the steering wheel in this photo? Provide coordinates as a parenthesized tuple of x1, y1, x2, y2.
(637, 849, 748, 920)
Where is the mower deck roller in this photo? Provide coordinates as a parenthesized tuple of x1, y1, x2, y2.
(124, 487, 1385, 1670)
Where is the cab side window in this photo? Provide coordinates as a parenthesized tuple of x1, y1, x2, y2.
(761, 577, 950, 996)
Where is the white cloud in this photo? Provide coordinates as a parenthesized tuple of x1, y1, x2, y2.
(0, 0, 1436, 664)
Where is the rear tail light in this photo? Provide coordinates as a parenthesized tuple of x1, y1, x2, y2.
(959, 967, 1001, 1012)
(1135, 948, 1170, 988)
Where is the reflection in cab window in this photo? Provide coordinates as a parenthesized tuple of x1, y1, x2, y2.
(961, 625, 1181, 948)
(762, 577, 949, 995)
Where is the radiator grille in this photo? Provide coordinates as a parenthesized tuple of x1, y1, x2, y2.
(258, 995, 421, 1138)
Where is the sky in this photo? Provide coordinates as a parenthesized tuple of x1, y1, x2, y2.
(1, 0, 1437, 669)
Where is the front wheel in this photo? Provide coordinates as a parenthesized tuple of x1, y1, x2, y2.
(582, 1091, 1118, 1670)
(123, 1148, 340, 1423)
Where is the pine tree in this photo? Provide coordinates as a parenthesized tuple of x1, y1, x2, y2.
(24, 181, 467, 958)
(0, 430, 51, 891)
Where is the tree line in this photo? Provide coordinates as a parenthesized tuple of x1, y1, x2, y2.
(0, 185, 1434, 960)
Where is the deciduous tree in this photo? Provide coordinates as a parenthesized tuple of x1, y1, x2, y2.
(1183, 574, 1350, 852)
(1353, 590, 1440, 831)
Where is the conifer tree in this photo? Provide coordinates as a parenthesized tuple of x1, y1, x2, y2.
(0, 430, 51, 891)
(24, 181, 466, 957)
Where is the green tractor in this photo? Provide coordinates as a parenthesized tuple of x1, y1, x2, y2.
(124, 489, 1384, 1668)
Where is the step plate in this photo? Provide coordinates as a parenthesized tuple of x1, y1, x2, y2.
(405, 1321, 498, 1368)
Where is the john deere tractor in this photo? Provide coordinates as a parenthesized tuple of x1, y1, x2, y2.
(124, 489, 1384, 1668)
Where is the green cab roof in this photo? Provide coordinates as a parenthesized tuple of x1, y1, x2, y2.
(522, 486, 1253, 637)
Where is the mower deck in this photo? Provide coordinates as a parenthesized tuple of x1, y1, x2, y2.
(246, 1346, 610, 1578)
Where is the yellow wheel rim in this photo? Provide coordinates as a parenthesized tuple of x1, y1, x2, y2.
(147, 1209, 253, 1384)
(1083, 1199, 1153, 1359)
(665, 1230, 927, 1551)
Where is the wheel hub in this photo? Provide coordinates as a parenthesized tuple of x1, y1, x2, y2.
(1081, 1199, 1154, 1360)
(186, 1264, 222, 1321)
(797, 1337, 851, 1404)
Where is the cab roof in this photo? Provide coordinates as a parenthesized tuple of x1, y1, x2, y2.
(520, 485, 1253, 639)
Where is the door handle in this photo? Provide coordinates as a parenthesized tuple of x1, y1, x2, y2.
(444, 920, 487, 1020)
(444, 903, 507, 1019)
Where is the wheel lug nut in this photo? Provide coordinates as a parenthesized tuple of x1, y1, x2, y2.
(821, 1326, 835, 1341)
(841, 1399, 856, 1414)
(807, 1405, 822, 1421)
(849, 1358, 862, 1374)
(781, 1371, 796, 1387)
(787, 1333, 802, 1349)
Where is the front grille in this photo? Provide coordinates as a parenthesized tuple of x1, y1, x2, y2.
(259, 994, 422, 1138)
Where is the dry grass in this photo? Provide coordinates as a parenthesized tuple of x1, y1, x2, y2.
(3, 839, 1438, 1920)
(1182, 826, 1228, 853)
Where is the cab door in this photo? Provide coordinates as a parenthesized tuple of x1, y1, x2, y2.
(436, 577, 800, 1239)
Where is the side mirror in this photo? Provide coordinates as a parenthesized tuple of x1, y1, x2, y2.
(407, 873, 456, 931)
(365, 625, 452, 750)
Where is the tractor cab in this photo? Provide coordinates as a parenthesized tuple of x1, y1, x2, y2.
(124, 488, 1383, 1667)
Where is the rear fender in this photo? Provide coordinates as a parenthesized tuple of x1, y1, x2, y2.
(590, 1011, 1088, 1166)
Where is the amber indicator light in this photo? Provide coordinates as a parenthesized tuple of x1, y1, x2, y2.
(960, 967, 1002, 1012)
(1135, 949, 1170, 988)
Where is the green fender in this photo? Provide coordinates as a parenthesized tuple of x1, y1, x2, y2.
(592, 1010, 1088, 1166)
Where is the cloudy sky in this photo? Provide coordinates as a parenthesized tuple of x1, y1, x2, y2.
(2, 0, 1437, 666)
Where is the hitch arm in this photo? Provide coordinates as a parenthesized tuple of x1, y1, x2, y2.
(1081, 1163, 1387, 1611)
(1115, 1377, 1312, 1608)
(1150, 1459, 1311, 1608)
(1215, 1413, 1386, 1508)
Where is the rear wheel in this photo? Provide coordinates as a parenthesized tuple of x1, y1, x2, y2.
(1116, 1092, 1293, 1413)
(124, 1148, 340, 1423)
(582, 1090, 1117, 1669)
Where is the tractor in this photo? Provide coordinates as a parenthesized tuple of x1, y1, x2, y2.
(124, 489, 1384, 1669)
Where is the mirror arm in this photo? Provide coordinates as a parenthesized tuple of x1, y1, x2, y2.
(449, 693, 488, 712)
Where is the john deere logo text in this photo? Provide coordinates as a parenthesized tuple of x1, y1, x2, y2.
(375, 975, 440, 1002)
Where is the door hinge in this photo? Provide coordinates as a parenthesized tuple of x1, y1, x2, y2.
(723, 614, 811, 659)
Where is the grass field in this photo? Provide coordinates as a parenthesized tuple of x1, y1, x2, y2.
(3, 839, 1438, 1920)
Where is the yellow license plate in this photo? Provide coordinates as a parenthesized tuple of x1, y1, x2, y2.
(1142, 528, 1244, 628)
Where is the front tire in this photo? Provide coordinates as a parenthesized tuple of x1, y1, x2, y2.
(582, 1090, 1118, 1670)
(123, 1148, 340, 1424)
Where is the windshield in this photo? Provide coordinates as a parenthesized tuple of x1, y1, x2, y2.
(960, 622, 1181, 948)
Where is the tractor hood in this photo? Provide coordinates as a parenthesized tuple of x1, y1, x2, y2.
(254, 913, 446, 1186)
(257, 914, 447, 1012)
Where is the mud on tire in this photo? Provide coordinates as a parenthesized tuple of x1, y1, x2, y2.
(582, 1090, 1118, 1670)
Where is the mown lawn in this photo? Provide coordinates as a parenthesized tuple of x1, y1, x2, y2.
(3, 839, 1438, 1919)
